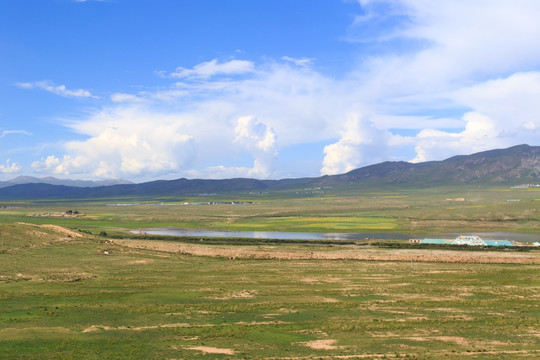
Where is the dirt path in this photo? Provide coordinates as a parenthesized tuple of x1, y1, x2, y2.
(39, 224, 83, 238)
(15, 222, 82, 238)
(111, 239, 540, 264)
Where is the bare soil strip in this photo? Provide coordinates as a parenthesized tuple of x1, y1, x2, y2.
(187, 346, 235, 355)
(265, 350, 538, 359)
(111, 239, 540, 264)
(39, 224, 83, 237)
(82, 320, 290, 333)
(300, 339, 341, 350)
(15, 222, 82, 238)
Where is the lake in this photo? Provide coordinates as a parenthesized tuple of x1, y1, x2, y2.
(130, 228, 539, 243)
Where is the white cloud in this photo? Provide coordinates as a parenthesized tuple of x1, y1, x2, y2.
(0, 159, 22, 174)
(234, 116, 276, 153)
(321, 113, 393, 175)
(1, 129, 31, 138)
(110, 93, 147, 103)
(34, 58, 351, 180)
(409, 71, 540, 162)
(342, 0, 540, 164)
(32, 108, 194, 178)
(16, 81, 96, 98)
(453, 72, 540, 132)
(171, 59, 255, 79)
(347, 1, 540, 103)
(412, 112, 501, 163)
(28, 1, 540, 180)
(282, 56, 314, 69)
(233, 116, 277, 178)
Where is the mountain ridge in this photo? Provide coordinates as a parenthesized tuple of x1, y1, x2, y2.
(1, 144, 540, 200)
(0, 176, 133, 189)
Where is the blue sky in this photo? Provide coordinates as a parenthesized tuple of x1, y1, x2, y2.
(2, 0, 540, 181)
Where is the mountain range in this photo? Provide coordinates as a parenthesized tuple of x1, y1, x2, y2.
(1, 144, 540, 200)
(0, 176, 133, 189)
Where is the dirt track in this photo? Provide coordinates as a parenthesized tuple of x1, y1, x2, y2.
(111, 239, 540, 264)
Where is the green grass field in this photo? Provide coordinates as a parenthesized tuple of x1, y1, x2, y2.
(2, 185, 540, 235)
(0, 223, 538, 359)
(1, 186, 539, 358)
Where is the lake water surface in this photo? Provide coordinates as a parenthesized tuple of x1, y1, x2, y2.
(130, 228, 539, 243)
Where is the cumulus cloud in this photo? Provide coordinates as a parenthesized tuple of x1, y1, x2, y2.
(171, 59, 255, 79)
(0, 159, 22, 174)
(411, 71, 540, 162)
(453, 72, 540, 132)
(32, 108, 194, 178)
(16, 81, 96, 98)
(412, 112, 501, 163)
(321, 113, 394, 175)
(34, 57, 351, 180)
(234, 116, 276, 152)
(343, 0, 540, 164)
(28, 1, 540, 180)
(233, 115, 277, 178)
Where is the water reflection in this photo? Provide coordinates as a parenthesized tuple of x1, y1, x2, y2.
(130, 228, 539, 243)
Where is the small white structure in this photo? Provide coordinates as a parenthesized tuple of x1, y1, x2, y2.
(452, 235, 486, 246)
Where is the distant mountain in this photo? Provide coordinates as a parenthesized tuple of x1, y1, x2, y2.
(311, 144, 540, 187)
(1, 144, 540, 200)
(0, 176, 133, 189)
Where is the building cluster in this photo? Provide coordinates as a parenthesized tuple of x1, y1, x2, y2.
(414, 235, 515, 247)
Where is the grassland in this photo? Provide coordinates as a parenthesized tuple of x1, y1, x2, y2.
(2, 185, 540, 235)
(1, 185, 539, 358)
(0, 222, 539, 359)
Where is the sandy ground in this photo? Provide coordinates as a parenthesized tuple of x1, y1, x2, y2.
(186, 346, 235, 355)
(15, 222, 82, 238)
(39, 224, 83, 237)
(110, 239, 540, 264)
(300, 339, 341, 350)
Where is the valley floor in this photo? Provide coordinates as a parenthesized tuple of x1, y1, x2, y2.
(0, 223, 539, 359)
(112, 238, 540, 264)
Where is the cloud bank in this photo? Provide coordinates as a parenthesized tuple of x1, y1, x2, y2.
(28, 0, 540, 180)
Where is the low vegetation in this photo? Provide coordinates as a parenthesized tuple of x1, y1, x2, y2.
(2, 185, 540, 236)
(1, 185, 539, 358)
(0, 223, 539, 359)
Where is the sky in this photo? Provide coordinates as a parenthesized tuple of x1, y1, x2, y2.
(2, 0, 540, 182)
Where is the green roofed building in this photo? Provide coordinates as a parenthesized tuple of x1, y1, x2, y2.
(420, 239, 453, 245)
(483, 240, 514, 247)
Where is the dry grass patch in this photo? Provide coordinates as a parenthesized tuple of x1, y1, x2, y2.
(209, 289, 257, 300)
(111, 238, 540, 264)
(300, 339, 342, 350)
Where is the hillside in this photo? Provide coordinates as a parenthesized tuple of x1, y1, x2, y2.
(1, 144, 540, 200)
(311, 144, 540, 187)
(0, 176, 132, 189)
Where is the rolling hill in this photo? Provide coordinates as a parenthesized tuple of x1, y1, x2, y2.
(312, 144, 540, 187)
(0, 176, 132, 189)
(1, 144, 540, 200)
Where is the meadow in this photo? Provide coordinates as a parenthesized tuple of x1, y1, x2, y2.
(2, 185, 540, 235)
(0, 223, 538, 359)
(0, 185, 539, 359)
